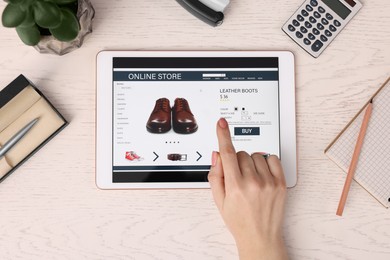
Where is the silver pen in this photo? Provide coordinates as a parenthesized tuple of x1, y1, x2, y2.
(0, 118, 39, 160)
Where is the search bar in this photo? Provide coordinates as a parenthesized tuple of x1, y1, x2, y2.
(202, 74, 226, 77)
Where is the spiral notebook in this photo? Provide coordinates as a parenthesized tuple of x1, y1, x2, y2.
(325, 77, 390, 208)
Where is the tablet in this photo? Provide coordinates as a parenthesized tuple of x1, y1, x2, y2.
(96, 51, 297, 189)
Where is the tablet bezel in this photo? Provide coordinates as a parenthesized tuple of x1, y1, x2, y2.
(96, 51, 297, 189)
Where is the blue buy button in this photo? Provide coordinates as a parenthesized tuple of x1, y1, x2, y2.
(234, 127, 260, 136)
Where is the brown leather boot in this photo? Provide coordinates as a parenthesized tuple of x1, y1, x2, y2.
(146, 98, 171, 133)
(172, 98, 198, 134)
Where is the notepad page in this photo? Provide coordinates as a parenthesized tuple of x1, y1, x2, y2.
(326, 80, 390, 208)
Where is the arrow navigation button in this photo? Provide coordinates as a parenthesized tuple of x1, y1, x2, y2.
(153, 152, 159, 161)
(196, 151, 202, 161)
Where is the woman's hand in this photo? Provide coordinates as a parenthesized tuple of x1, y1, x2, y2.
(208, 118, 288, 260)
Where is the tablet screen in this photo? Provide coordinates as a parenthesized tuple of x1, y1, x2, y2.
(112, 57, 280, 182)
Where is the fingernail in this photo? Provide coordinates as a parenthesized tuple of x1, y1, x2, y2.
(211, 151, 218, 166)
(218, 118, 228, 129)
(254, 152, 271, 159)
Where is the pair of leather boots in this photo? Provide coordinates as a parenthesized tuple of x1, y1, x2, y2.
(146, 98, 198, 134)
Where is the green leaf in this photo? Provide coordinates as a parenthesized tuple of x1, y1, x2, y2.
(18, 7, 35, 28)
(49, 8, 79, 42)
(16, 24, 41, 45)
(6, 0, 33, 12)
(2, 3, 26, 27)
(8, 0, 26, 4)
(33, 0, 61, 28)
(51, 0, 78, 4)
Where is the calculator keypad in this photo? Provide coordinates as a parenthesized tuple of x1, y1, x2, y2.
(324, 29, 332, 37)
(317, 23, 324, 30)
(311, 40, 323, 52)
(283, 0, 362, 57)
(296, 31, 304, 38)
(303, 38, 311, 45)
(321, 18, 329, 25)
(297, 14, 304, 21)
(306, 5, 313, 12)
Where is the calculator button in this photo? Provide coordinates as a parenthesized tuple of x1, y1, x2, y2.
(311, 40, 324, 52)
(301, 10, 309, 17)
(326, 13, 333, 20)
(296, 31, 303, 38)
(292, 19, 300, 26)
(320, 35, 328, 42)
(321, 18, 329, 25)
(325, 29, 332, 37)
(313, 11, 321, 18)
(334, 20, 341, 27)
(303, 38, 311, 45)
(310, 0, 318, 7)
(288, 25, 296, 32)
(306, 5, 313, 12)
(329, 25, 337, 32)
(308, 33, 315, 40)
(318, 6, 325, 13)
(317, 23, 324, 30)
(300, 26, 308, 33)
(305, 21, 312, 28)
(309, 16, 317, 23)
(312, 28, 320, 35)
(297, 14, 304, 22)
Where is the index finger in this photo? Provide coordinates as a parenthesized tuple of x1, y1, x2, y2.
(216, 118, 242, 185)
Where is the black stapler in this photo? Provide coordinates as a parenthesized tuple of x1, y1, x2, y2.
(176, 0, 230, 26)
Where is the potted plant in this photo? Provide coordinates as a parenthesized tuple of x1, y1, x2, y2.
(1, 0, 95, 55)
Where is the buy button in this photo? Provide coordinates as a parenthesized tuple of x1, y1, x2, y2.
(234, 127, 260, 136)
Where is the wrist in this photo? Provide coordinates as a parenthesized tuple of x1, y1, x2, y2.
(236, 236, 287, 260)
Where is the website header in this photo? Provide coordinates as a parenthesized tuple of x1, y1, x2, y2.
(113, 71, 279, 81)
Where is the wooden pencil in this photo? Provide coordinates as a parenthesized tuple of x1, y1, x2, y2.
(336, 99, 373, 216)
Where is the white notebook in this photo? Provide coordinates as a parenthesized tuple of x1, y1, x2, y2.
(325, 77, 390, 208)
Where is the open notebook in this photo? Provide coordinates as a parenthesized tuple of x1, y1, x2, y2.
(325, 77, 390, 208)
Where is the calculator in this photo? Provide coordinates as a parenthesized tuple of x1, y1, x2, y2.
(282, 0, 362, 58)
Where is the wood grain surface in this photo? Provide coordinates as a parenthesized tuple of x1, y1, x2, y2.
(0, 0, 389, 259)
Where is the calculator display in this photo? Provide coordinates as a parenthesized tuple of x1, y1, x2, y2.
(321, 0, 351, 20)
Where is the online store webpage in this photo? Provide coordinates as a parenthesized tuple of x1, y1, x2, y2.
(112, 57, 280, 181)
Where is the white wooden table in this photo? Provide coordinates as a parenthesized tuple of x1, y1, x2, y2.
(0, 0, 389, 259)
